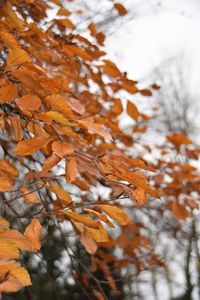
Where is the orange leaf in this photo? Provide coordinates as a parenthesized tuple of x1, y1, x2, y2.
(43, 154, 61, 171)
(0, 159, 19, 177)
(172, 200, 192, 220)
(0, 31, 19, 48)
(0, 217, 10, 228)
(8, 115, 23, 141)
(24, 219, 42, 251)
(127, 100, 139, 121)
(79, 118, 112, 142)
(7, 48, 31, 67)
(16, 94, 41, 111)
(129, 187, 147, 206)
(80, 233, 97, 254)
(52, 141, 74, 158)
(66, 156, 77, 183)
(114, 3, 127, 16)
(0, 240, 19, 259)
(44, 94, 74, 117)
(102, 60, 121, 77)
(140, 89, 152, 96)
(63, 211, 100, 229)
(20, 186, 40, 204)
(14, 136, 50, 156)
(88, 23, 97, 37)
(0, 229, 31, 252)
(57, 8, 71, 16)
(50, 182, 72, 206)
(0, 172, 14, 192)
(84, 208, 114, 228)
(85, 224, 110, 243)
(0, 84, 18, 103)
(96, 205, 131, 226)
(96, 32, 105, 45)
(0, 261, 31, 292)
(167, 133, 192, 146)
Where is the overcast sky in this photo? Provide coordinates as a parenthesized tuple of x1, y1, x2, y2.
(106, 0, 200, 81)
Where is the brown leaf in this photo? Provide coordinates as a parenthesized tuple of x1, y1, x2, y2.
(50, 183, 72, 206)
(167, 133, 192, 146)
(16, 94, 41, 111)
(0, 261, 31, 292)
(43, 154, 61, 171)
(96, 32, 105, 45)
(172, 200, 192, 220)
(114, 3, 127, 16)
(14, 136, 50, 156)
(52, 141, 74, 158)
(8, 115, 23, 141)
(0, 172, 14, 192)
(24, 219, 42, 251)
(63, 211, 100, 229)
(0, 84, 18, 103)
(129, 187, 147, 206)
(7, 48, 31, 66)
(140, 89, 152, 96)
(88, 23, 97, 37)
(20, 186, 40, 204)
(0, 159, 19, 177)
(79, 118, 112, 142)
(44, 94, 74, 117)
(80, 233, 97, 254)
(66, 156, 77, 183)
(127, 100, 139, 121)
(96, 205, 131, 226)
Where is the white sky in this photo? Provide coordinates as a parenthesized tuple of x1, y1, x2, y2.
(106, 0, 200, 81)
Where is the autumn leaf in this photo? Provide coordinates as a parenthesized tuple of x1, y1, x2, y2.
(114, 3, 127, 16)
(44, 94, 74, 117)
(0, 31, 19, 48)
(96, 205, 131, 226)
(0, 217, 10, 228)
(96, 32, 106, 45)
(102, 60, 121, 77)
(0, 261, 31, 292)
(172, 200, 192, 220)
(80, 233, 98, 254)
(43, 154, 61, 171)
(14, 136, 50, 156)
(39, 111, 74, 126)
(20, 186, 40, 204)
(7, 48, 31, 67)
(167, 133, 192, 146)
(0, 240, 20, 259)
(0, 229, 32, 252)
(139, 89, 152, 96)
(52, 141, 74, 158)
(63, 211, 100, 229)
(16, 94, 42, 111)
(127, 100, 139, 121)
(84, 208, 115, 228)
(129, 187, 147, 206)
(0, 172, 14, 192)
(8, 115, 24, 141)
(88, 23, 97, 37)
(78, 118, 112, 142)
(85, 224, 110, 243)
(24, 219, 42, 251)
(66, 156, 77, 183)
(0, 84, 18, 103)
(0, 160, 19, 177)
(50, 182, 72, 206)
